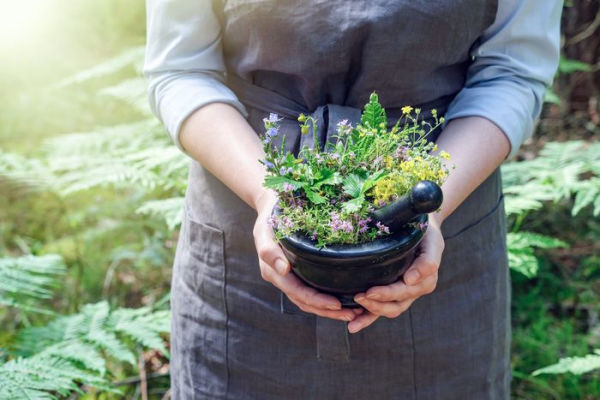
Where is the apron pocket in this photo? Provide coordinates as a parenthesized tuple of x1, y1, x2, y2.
(170, 215, 229, 398)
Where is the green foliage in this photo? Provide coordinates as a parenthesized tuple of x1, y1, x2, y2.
(0, 255, 66, 313)
(507, 232, 568, 278)
(503, 140, 600, 389)
(558, 57, 592, 74)
(263, 95, 446, 246)
(502, 141, 600, 217)
(0, 355, 110, 400)
(2, 298, 170, 398)
(360, 92, 387, 129)
(533, 350, 600, 376)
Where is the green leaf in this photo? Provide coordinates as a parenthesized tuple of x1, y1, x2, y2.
(543, 89, 561, 105)
(342, 196, 365, 213)
(572, 183, 600, 216)
(508, 248, 539, 278)
(314, 169, 342, 188)
(264, 175, 300, 191)
(558, 57, 591, 74)
(507, 232, 568, 250)
(342, 173, 364, 198)
(305, 190, 327, 204)
(532, 350, 600, 376)
(360, 92, 387, 129)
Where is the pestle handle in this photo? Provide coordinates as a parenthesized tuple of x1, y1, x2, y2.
(370, 180, 443, 231)
(410, 180, 444, 214)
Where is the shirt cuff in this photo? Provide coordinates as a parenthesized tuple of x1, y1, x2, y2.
(444, 78, 544, 159)
(150, 73, 247, 152)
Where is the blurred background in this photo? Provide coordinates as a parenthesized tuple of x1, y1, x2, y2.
(0, 0, 598, 398)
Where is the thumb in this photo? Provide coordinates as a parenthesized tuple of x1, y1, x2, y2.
(254, 219, 290, 276)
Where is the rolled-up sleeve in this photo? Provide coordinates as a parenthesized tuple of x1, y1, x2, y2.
(444, 0, 562, 159)
(144, 0, 247, 150)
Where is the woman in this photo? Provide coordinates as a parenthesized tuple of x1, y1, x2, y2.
(144, 1, 562, 398)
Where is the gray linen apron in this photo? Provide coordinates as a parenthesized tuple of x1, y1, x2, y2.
(170, 1, 511, 399)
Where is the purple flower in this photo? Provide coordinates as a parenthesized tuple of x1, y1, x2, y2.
(268, 215, 279, 229)
(287, 167, 293, 174)
(376, 221, 390, 236)
(263, 160, 274, 170)
(357, 216, 372, 234)
(263, 137, 271, 144)
(348, 151, 355, 159)
(340, 220, 353, 233)
(394, 146, 409, 160)
(266, 127, 278, 137)
(263, 113, 281, 124)
(310, 231, 318, 241)
(282, 216, 294, 229)
(282, 182, 295, 192)
(336, 119, 352, 134)
(280, 167, 287, 176)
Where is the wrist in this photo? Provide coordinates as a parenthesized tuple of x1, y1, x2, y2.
(252, 188, 278, 213)
(428, 211, 444, 229)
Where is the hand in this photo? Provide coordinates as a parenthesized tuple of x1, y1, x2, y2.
(253, 190, 363, 322)
(347, 214, 445, 333)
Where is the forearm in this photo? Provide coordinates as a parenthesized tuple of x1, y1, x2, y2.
(179, 103, 270, 211)
(433, 116, 510, 225)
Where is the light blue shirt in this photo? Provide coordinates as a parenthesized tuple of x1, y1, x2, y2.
(144, 0, 562, 159)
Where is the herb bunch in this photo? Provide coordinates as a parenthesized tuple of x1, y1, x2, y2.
(261, 93, 450, 247)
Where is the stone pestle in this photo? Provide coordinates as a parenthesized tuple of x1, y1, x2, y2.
(370, 180, 443, 233)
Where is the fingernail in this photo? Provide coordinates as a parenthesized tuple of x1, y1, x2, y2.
(354, 294, 365, 302)
(327, 304, 341, 311)
(348, 324, 360, 334)
(274, 258, 288, 275)
(366, 293, 381, 300)
(344, 314, 353, 322)
(405, 270, 420, 285)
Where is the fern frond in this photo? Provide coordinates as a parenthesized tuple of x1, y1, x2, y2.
(82, 302, 137, 365)
(136, 197, 184, 230)
(507, 232, 568, 278)
(108, 307, 171, 357)
(532, 349, 600, 376)
(39, 341, 106, 375)
(360, 92, 387, 129)
(99, 77, 151, 116)
(54, 46, 145, 87)
(0, 255, 65, 312)
(502, 141, 600, 216)
(0, 355, 110, 400)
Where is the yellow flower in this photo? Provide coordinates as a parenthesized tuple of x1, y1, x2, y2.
(385, 155, 394, 169)
(432, 144, 438, 151)
(440, 151, 450, 160)
(401, 106, 413, 115)
(301, 125, 309, 135)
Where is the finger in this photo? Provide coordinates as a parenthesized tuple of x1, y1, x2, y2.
(254, 221, 290, 276)
(354, 294, 411, 319)
(364, 280, 412, 302)
(403, 231, 443, 286)
(351, 308, 364, 316)
(366, 271, 439, 302)
(262, 263, 342, 311)
(295, 302, 358, 322)
(347, 311, 379, 333)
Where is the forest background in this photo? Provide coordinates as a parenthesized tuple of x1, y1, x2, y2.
(0, 0, 599, 399)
